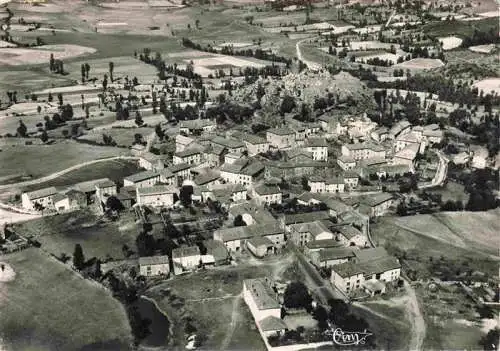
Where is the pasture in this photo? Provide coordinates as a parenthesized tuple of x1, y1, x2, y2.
(0, 140, 129, 179)
(0, 44, 96, 66)
(0, 248, 132, 350)
(394, 58, 444, 70)
(473, 77, 500, 95)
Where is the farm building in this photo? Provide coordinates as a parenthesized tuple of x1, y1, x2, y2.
(21, 187, 58, 211)
(172, 246, 202, 275)
(124, 170, 160, 189)
(136, 185, 178, 208)
(139, 255, 170, 277)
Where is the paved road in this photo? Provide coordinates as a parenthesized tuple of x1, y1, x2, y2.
(418, 150, 449, 189)
(0, 155, 139, 191)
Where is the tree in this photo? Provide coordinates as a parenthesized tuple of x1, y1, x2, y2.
(134, 133, 143, 145)
(103, 74, 108, 91)
(179, 185, 193, 207)
(280, 95, 296, 115)
(233, 214, 247, 227)
(73, 244, 85, 270)
(85, 63, 90, 80)
(312, 305, 329, 330)
(109, 61, 114, 82)
(81, 64, 86, 82)
(40, 130, 48, 143)
(480, 328, 499, 350)
(16, 120, 27, 137)
(106, 196, 124, 212)
(135, 111, 144, 126)
(49, 53, 55, 72)
(283, 282, 312, 311)
(61, 104, 74, 121)
(57, 93, 63, 106)
(136, 231, 156, 257)
(155, 123, 164, 140)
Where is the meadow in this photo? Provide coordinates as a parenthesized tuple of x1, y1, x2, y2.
(0, 248, 132, 350)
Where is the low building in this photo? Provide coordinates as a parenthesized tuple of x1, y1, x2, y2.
(310, 247, 357, 268)
(266, 127, 296, 149)
(53, 193, 71, 212)
(213, 222, 285, 253)
(139, 152, 168, 171)
(201, 183, 247, 204)
(203, 144, 226, 168)
(243, 277, 281, 322)
(21, 187, 58, 211)
(304, 138, 328, 161)
(193, 170, 220, 190)
(172, 246, 201, 275)
(176, 134, 196, 152)
(282, 211, 331, 231)
(253, 185, 282, 206)
(370, 127, 389, 142)
(220, 159, 265, 187)
(247, 236, 275, 258)
(341, 142, 386, 161)
(309, 176, 345, 194)
(242, 134, 270, 156)
(337, 155, 356, 171)
(343, 172, 359, 189)
(203, 239, 229, 265)
(139, 255, 170, 277)
(169, 162, 192, 184)
(173, 147, 203, 165)
(335, 225, 367, 247)
(289, 220, 334, 247)
(95, 179, 117, 203)
(393, 143, 419, 167)
(123, 170, 160, 189)
(136, 186, 177, 208)
(211, 136, 245, 154)
(179, 119, 216, 135)
(388, 120, 411, 139)
(359, 193, 394, 218)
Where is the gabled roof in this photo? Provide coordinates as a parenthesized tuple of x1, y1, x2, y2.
(247, 236, 274, 248)
(242, 134, 268, 145)
(211, 136, 245, 149)
(284, 211, 331, 225)
(137, 185, 177, 196)
(289, 220, 332, 238)
(243, 278, 280, 310)
(25, 187, 58, 200)
(176, 134, 195, 146)
(203, 239, 229, 262)
(175, 147, 203, 158)
(124, 170, 160, 183)
(336, 225, 364, 239)
(267, 127, 294, 136)
(254, 184, 281, 196)
(360, 193, 393, 207)
(139, 255, 169, 266)
(194, 170, 220, 185)
(169, 162, 191, 173)
(317, 247, 356, 262)
(52, 193, 68, 203)
(306, 138, 328, 147)
(305, 239, 344, 250)
(96, 179, 116, 188)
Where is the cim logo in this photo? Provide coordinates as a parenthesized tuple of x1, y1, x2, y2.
(326, 327, 373, 346)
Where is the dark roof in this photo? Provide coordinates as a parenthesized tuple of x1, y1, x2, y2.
(139, 255, 170, 266)
(305, 239, 344, 250)
(25, 187, 58, 200)
(254, 184, 281, 196)
(306, 138, 328, 147)
(318, 247, 356, 262)
(194, 170, 220, 185)
(175, 147, 202, 158)
(137, 185, 177, 196)
(361, 193, 393, 207)
(169, 162, 191, 173)
(203, 239, 229, 262)
(247, 236, 274, 248)
(124, 170, 159, 183)
(211, 136, 244, 149)
(267, 127, 294, 136)
(172, 245, 200, 258)
(96, 179, 116, 188)
(336, 225, 363, 239)
(284, 211, 331, 225)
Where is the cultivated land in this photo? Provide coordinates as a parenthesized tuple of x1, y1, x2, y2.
(0, 248, 132, 350)
(0, 140, 128, 179)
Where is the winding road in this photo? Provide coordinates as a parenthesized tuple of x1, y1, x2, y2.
(418, 150, 449, 189)
(296, 38, 322, 71)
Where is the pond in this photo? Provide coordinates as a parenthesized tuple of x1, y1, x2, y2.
(134, 296, 170, 347)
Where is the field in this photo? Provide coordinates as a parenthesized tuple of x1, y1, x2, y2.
(78, 126, 155, 147)
(422, 17, 498, 38)
(0, 68, 73, 98)
(427, 181, 469, 203)
(0, 248, 132, 350)
(0, 44, 96, 66)
(0, 140, 129, 179)
(19, 159, 141, 192)
(394, 58, 444, 70)
(437, 36, 463, 50)
(13, 210, 139, 260)
(473, 77, 500, 95)
(469, 43, 496, 54)
(147, 265, 277, 350)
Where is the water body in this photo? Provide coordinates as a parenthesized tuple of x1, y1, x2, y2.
(134, 296, 170, 347)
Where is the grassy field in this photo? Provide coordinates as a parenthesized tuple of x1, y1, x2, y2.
(148, 265, 272, 350)
(13, 210, 139, 261)
(0, 140, 129, 179)
(0, 68, 74, 98)
(422, 17, 498, 38)
(426, 181, 469, 203)
(78, 127, 155, 148)
(19, 159, 141, 192)
(0, 248, 132, 350)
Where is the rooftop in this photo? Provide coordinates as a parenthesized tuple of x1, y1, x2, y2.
(259, 316, 287, 332)
(254, 184, 281, 196)
(25, 186, 58, 200)
(175, 147, 203, 158)
(361, 193, 393, 207)
(267, 127, 295, 136)
(194, 170, 220, 185)
(139, 255, 170, 266)
(289, 220, 332, 238)
(336, 225, 364, 239)
(124, 170, 160, 183)
(203, 239, 229, 262)
(179, 119, 215, 129)
(247, 236, 274, 248)
(172, 245, 200, 258)
(169, 162, 191, 173)
(137, 185, 177, 196)
(306, 138, 328, 147)
(317, 247, 356, 262)
(305, 239, 344, 250)
(96, 179, 116, 188)
(211, 136, 245, 149)
(284, 211, 331, 225)
(244, 278, 280, 310)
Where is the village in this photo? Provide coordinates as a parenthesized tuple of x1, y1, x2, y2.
(0, 0, 499, 350)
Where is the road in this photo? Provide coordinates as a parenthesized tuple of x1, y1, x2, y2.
(418, 150, 449, 189)
(296, 38, 322, 71)
(292, 245, 349, 303)
(0, 155, 139, 191)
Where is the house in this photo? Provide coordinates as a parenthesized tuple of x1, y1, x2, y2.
(139, 255, 170, 277)
(173, 147, 203, 165)
(343, 171, 359, 189)
(220, 159, 265, 187)
(370, 127, 389, 142)
(423, 129, 443, 144)
(179, 119, 216, 135)
(21, 187, 58, 211)
(213, 222, 285, 253)
(330, 247, 401, 295)
(282, 211, 331, 231)
(310, 247, 357, 268)
(159, 169, 175, 186)
(285, 149, 313, 164)
(203, 239, 229, 265)
(242, 134, 270, 156)
(318, 115, 345, 135)
(116, 189, 135, 208)
(243, 277, 281, 324)
(252, 185, 282, 206)
(169, 162, 192, 183)
(124, 171, 160, 189)
(64, 189, 87, 209)
(193, 170, 220, 189)
(388, 120, 411, 139)
(228, 202, 276, 226)
(53, 193, 71, 212)
(203, 144, 226, 168)
(394, 131, 424, 153)
(304, 138, 328, 161)
(264, 160, 325, 179)
(172, 246, 201, 275)
(201, 183, 247, 204)
(247, 236, 276, 258)
(334, 225, 367, 247)
(289, 220, 334, 246)
(224, 152, 245, 165)
(175, 134, 196, 152)
(211, 136, 245, 154)
(341, 142, 386, 161)
(138, 152, 168, 171)
(266, 127, 296, 149)
(359, 193, 394, 218)
(136, 185, 178, 208)
(291, 126, 306, 146)
(347, 118, 378, 140)
(337, 155, 356, 171)
(393, 143, 419, 167)
(95, 179, 117, 203)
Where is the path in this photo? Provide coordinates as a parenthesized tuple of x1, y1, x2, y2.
(352, 302, 408, 328)
(403, 280, 426, 351)
(0, 155, 139, 191)
(220, 292, 242, 350)
(296, 38, 322, 71)
(418, 150, 449, 189)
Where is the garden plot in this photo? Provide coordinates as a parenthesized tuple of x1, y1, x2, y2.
(395, 58, 445, 70)
(349, 40, 396, 51)
(472, 78, 500, 95)
(438, 36, 463, 50)
(189, 55, 268, 77)
(0, 44, 96, 66)
(469, 44, 496, 54)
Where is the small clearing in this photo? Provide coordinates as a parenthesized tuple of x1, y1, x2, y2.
(438, 36, 463, 50)
(473, 77, 500, 95)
